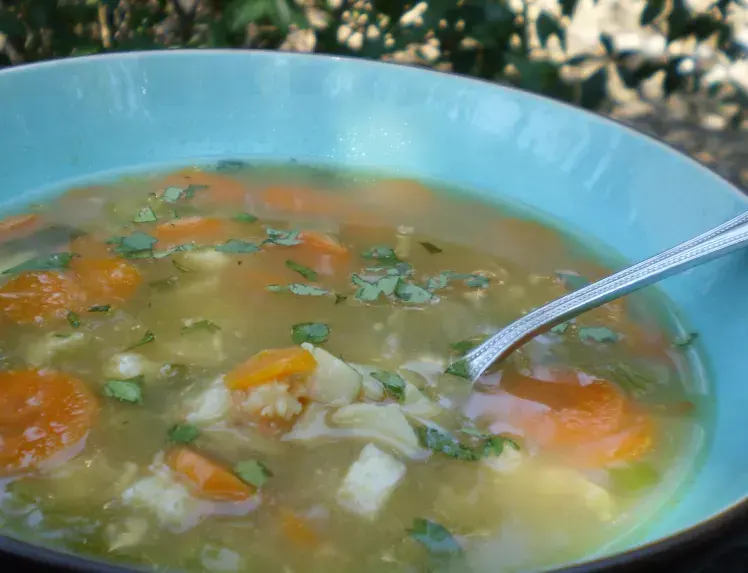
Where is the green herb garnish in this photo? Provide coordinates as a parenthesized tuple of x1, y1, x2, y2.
(450, 337, 485, 356)
(362, 246, 401, 266)
(133, 207, 158, 223)
(67, 311, 81, 329)
(427, 271, 489, 291)
(183, 184, 209, 199)
(182, 320, 221, 335)
(113, 232, 158, 258)
(417, 427, 479, 460)
(445, 359, 470, 379)
(233, 213, 258, 223)
(408, 518, 462, 557)
(88, 305, 111, 312)
(419, 242, 443, 254)
(266, 284, 330, 296)
(291, 322, 330, 345)
(234, 460, 272, 487)
(104, 377, 143, 404)
(3, 252, 74, 275)
(126, 330, 155, 350)
(334, 293, 348, 305)
(215, 240, 261, 254)
(673, 332, 698, 348)
(168, 424, 200, 444)
(265, 228, 302, 246)
(394, 281, 433, 303)
(551, 322, 569, 334)
(286, 260, 319, 281)
(371, 370, 406, 401)
(579, 326, 620, 343)
(351, 273, 399, 302)
(161, 186, 184, 203)
(172, 259, 192, 273)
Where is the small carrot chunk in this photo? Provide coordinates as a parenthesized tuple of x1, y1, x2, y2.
(161, 169, 249, 206)
(281, 509, 320, 549)
(154, 217, 230, 249)
(167, 447, 254, 501)
(0, 271, 86, 325)
(71, 258, 142, 305)
(0, 369, 98, 475)
(298, 231, 349, 258)
(225, 347, 317, 390)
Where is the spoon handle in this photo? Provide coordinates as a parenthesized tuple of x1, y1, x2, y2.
(464, 210, 748, 381)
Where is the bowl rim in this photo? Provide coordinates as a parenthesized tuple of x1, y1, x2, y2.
(0, 48, 746, 573)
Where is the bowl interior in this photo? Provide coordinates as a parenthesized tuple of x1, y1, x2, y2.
(1, 50, 748, 565)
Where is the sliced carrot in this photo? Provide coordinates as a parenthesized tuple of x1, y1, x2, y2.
(0, 369, 98, 475)
(71, 258, 142, 305)
(225, 347, 317, 390)
(0, 213, 41, 242)
(0, 271, 87, 325)
(154, 216, 231, 249)
(501, 370, 654, 468)
(298, 231, 349, 258)
(161, 169, 249, 206)
(167, 447, 254, 501)
(280, 509, 320, 549)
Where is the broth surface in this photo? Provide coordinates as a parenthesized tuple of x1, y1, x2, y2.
(0, 162, 708, 573)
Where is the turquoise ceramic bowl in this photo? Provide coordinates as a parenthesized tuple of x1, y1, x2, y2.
(0, 51, 747, 572)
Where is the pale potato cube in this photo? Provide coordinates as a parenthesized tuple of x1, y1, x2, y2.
(185, 376, 232, 425)
(336, 443, 406, 520)
(173, 249, 231, 272)
(103, 352, 160, 380)
(301, 343, 362, 406)
(25, 332, 86, 367)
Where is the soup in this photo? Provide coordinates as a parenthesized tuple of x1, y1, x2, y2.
(0, 162, 706, 573)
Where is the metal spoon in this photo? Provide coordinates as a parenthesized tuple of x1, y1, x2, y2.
(461, 210, 748, 382)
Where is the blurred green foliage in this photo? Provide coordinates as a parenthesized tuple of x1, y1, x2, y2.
(0, 0, 745, 124)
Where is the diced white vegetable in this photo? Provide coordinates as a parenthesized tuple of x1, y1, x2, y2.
(482, 442, 524, 475)
(351, 364, 385, 401)
(301, 343, 361, 406)
(336, 443, 406, 520)
(533, 466, 614, 522)
(106, 516, 149, 552)
(331, 403, 424, 459)
(241, 381, 304, 421)
(25, 332, 86, 367)
(401, 383, 441, 420)
(121, 469, 198, 527)
(173, 249, 231, 272)
(103, 352, 159, 380)
(185, 376, 232, 426)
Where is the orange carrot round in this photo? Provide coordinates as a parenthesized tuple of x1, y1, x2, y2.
(0, 369, 98, 475)
(72, 257, 142, 306)
(0, 271, 87, 325)
(167, 448, 254, 501)
(225, 347, 317, 390)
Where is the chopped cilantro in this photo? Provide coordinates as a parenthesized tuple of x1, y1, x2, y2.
(450, 337, 486, 356)
(445, 359, 470, 379)
(183, 184, 209, 199)
(125, 330, 155, 350)
(361, 246, 401, 266)
(266, 284, 285, 293)
(113, 232, 158, 257)
(426, 274, 450, 291)
(351, 273, 399, 302)
(168, 424, 200, 444)
(268, 284, 329, 296)
(465, 275, 489, 289)
(417, 427, 479, 461)
(579, 326, 620, 343)
(172, 259, 192, 273)
(427, 271, 488, 291)
(88, 305, 111, 312)
(291, 322, 330, 345)
(215, 240, 261, 254)
(133, 206, 158, 223)
(265, 228, 302, 246)
(394, 281, 433, 303)
(161, 186, 183, 203)
(551, 322, 569, 334)
(234, 460, 272, 487)
(3, 252, 74, 275)
(233, 213, 258, 223)
(371, 370, 406, 401)
(182, 320, 221, 335)
(286, 260, 319, 281)
(334, 293, 348, 305)
(481, 435, 520, 457)
(408, 518, 462, 558)
(104, 377, 143, 404)
(67, 311, 81, 329)
(673, 332, 698, 348)
(419, 242, 443, 254)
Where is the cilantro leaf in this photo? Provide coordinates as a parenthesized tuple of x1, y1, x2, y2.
(214, 240, 261, 254)
(161, 186, 183, 203)
(133, 207, 158, 223)
(445, 359, 470, 379)
(183, 184, 209, 199)
(168, 424, 200, 444)
(234, 460, 272, 487)
(408, 518, 462, 557)
(417, 427, 479, 461)
(104, 377, 143, 404)
(288, 284, 329, 296)
(334, 293, 348, 305)
(126, 330, 155, 350)
(481, 435, 520, 457)
(361, 246, 401, 266)
(371, 370, 406, 400)
(551, 322, 569, 334)
(3, 252, 74, 275)
(265, 228, 302, 246)
(291, 322, 330, 345)
(172, 259, 192, 273)
(67, 311, 81, 329)
(182, 320, 221, 335)
(233, 213, 258, 223)
(113, 232, 158, 257)
(394, 281, 433, 303)
(352, 274, 399, 302)
(286, 260, 319, 281)
(88, 305, 111, 312)
(419, 242, 443, 254)
(450, 337, 486, 356)
(579, 326, 620, 343)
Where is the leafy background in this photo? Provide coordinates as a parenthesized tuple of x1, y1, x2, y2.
(0, 0, 746, 187)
